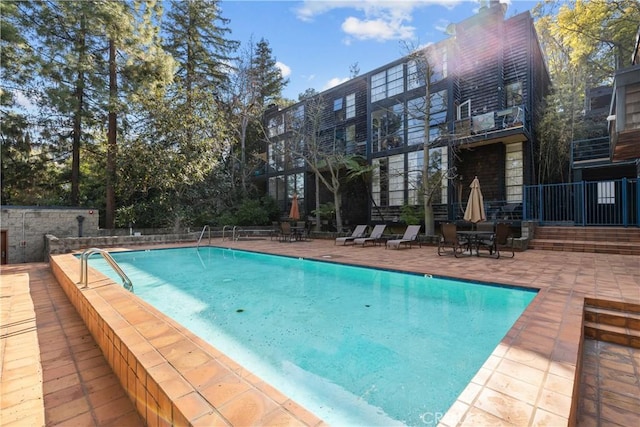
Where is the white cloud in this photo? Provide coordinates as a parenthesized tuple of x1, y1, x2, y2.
(276, 61, 291, 78)
(295, 0, 463, 42)
(13, 90, 36, 111)
(342, 16, 415, 41)
(322, 76, 350, 91)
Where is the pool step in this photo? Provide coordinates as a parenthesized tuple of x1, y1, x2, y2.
(583, 299, 640, 349)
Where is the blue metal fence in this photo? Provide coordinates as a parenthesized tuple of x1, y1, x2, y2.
(523, 178, 639, 226)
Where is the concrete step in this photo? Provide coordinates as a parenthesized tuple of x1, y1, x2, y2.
(530, 226, 640, 255)
(528, 239, 640, 255)
(583, 302, 640, 349)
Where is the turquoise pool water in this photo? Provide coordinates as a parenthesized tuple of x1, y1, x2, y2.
(88, 247, 537, 426)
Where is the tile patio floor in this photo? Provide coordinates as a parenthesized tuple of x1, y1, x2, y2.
(1, 238, 639, 426)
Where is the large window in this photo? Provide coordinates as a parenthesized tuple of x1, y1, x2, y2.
(268, 114, 284, 137)
(407, 148, 448, 205)
(407, 151, 423, 204)
(268, 141, 284, 172)
(334, 97, 344, 122)
(406, 47, 447, 90)
(429, 90, 448, 141)
(406, 90, 447, 146)
(388, 154, 405, 206)
(345, 93, 356, 119)
(345, 124, 356, 154)
(505, 142, 523, 202)
(372, 103, 404, 152)
(371, 64, 404, 102)
(407, 97, 425, 146)
(371, 154, 404, 207)
(268, 176, 286, 210)
(287, 173, 305, 215)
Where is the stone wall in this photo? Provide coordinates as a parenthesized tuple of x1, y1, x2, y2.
(45, 233, 198, 256)
(1, 207, 100, 263)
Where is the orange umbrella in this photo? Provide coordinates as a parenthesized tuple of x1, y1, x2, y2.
(289, 193, 300, 220)
(464, 176, 486, 225)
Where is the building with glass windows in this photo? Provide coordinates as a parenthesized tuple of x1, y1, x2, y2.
(261, 1, 550, 230)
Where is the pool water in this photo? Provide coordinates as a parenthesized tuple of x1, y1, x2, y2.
(89, 247, 537, 426)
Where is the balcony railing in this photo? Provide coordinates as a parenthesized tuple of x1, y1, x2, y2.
(571, 137, 610, 166)
(453, 105, 528, 139)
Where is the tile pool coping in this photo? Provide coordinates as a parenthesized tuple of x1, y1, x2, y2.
(48, 239, 640, 425)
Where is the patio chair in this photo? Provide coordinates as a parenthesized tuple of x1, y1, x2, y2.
(270, 221, 281, 241)
(385, 225, 422, 249)
(480, 222, 515, 258)
(437, 223, 468, 257)
(353, 224, 386, 247)
(279, 222, 293, 243)
(294, 221, 308, 241)
(335, 224, 368, 245)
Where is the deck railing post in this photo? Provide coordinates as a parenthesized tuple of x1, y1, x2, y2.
(636, 178, 640, 227)
(581, 181, 586, 226)
(537, 184, 543, 225)
(622, 178, 628, 227)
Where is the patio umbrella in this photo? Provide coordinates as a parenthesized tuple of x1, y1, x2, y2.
(464, 176, 486, 225)
(289, 194, 300, 220)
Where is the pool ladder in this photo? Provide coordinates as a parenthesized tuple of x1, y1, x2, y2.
(78, 248, 133, 292)
(196, 225, 211, 249)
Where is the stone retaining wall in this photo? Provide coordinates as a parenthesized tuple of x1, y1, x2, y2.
(45, 233, 199, 255)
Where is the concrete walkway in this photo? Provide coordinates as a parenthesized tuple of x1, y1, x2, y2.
(1, 263, 142, 426)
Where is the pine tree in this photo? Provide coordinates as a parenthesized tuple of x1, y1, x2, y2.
(250, 38, 289, 109)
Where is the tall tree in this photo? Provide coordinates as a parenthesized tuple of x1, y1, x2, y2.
(101, 1, 173, 228)
(223, 37, 288, 195)
(16, 1, 108, 205)
(533, 0, 640, 183)
(250, 38, 289, 109)
(131, 0, 239, 229)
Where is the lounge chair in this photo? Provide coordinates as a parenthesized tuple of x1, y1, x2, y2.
(479, 222, 515, 258)
(335, 224, 368, 245)
(385, 225, 422, 249)
(353, 224, 386, 247)
(437, 223, 468, 257)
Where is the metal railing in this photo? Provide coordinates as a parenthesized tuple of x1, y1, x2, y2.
(524, 178, 639, 226)
(571, 137, 610, 166)
(78, 248, 133, 292)
(197, 225, 211, 248)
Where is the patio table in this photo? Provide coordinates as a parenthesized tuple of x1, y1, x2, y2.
(456, 230, 495, 256)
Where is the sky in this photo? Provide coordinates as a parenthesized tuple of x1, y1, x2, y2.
(220, 0, 541, 100)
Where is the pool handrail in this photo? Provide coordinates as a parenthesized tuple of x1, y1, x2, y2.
(197, 225, 211, 248)
(78, 248, 133, 292)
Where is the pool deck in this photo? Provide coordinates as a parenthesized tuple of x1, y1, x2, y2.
(1, 238, 639, 426)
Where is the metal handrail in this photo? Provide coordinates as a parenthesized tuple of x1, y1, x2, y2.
(78, 248, 133, 292)
(197, 225, 211, 248)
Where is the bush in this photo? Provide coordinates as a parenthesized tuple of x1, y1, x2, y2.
(214, 196, 281, 226)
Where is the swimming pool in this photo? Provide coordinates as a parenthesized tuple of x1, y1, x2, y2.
(88, 247, 537, 426)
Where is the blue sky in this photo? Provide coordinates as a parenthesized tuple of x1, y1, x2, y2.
(220, 0, 541, 100)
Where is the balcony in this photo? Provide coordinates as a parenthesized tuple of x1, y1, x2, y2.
(449, 105, 529, 146)
(571, 137, 610, 168)
(609, 65, 640, 161)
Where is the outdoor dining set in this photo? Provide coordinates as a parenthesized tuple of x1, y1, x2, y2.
(274, 177, 515, 257)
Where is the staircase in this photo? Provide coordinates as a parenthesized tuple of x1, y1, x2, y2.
(583, 299, 640, 349)
(528, 226, 640, 255)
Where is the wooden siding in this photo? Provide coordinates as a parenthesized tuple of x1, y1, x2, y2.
(624, 82, 640, 131)
(456, 7, 504, 115)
